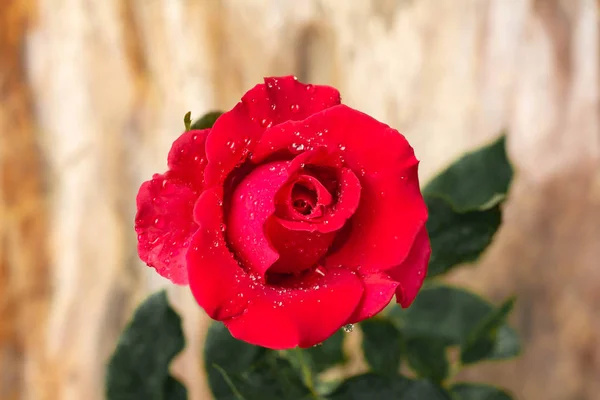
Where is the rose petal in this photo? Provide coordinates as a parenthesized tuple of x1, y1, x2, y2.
(388, 226, 431, 307)
(226, 161, 290, 278)
(187, 188, 254, 320)
(276, 166, 361, 234)
(135, 129, 209, 284)
(275, 174, 333, 221)
(204, 76, 341, 187)
(135, 173, 198, 284)
(345, 270, 399, 324)
(266, 217, 336, 274)
(167, 129, 209, 187)
(224, 267, 363, 349)
(253, 105, 427, 270)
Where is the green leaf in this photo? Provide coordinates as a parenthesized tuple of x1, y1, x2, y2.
(450, 383, 513, 400)
(460, 298, 517, 364)
(404, 337, 449, 383)
(105, 291, 187, 400)
(204, 322, 265, 399)
(423, 135, 513, 277)
(487, 324, 521, 361)
(326, 374, 451, 400)
(360, 318, 402, 374)
(183, 111, 192, 131)
(426, 198, 502, 277)
(389, 285, 493, 345)
(205, 323, 312, 400)
(163, 376, 188, 400)
(424, 135, 512, 212)
(231, 355, 313, 400)
(302, 330, 346, 373)
(190, 111, 223, 130)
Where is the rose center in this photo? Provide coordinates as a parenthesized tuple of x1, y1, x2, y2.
(291, 183, 318, 215)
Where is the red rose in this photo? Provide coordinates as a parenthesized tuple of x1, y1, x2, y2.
(135, 76, 430, 349)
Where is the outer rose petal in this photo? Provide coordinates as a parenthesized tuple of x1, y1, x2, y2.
(135, 129, 208, 284)
(388, 226, 431, 307)
(345, 271, 399, 324)
(225, 267, 364, 349)
(188, 188, 253, 320)
(204, 76, 341, 187)
(167, 129, 209, 187)
(253, 105, 428, 270)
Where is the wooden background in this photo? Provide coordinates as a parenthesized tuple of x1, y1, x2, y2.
(1, 0, 599, 399)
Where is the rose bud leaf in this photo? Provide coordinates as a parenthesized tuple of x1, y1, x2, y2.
(105, 291, 187, 400)
(190, 110, 223, 130)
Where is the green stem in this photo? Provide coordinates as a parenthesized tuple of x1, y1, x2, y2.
(293, 348, 321, 399)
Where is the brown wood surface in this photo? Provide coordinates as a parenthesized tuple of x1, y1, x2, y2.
(1, 1, 599, 399)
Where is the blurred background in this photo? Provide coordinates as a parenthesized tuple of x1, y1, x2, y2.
(1, 0, 599, 399)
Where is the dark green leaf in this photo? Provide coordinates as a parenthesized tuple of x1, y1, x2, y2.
(229, 355, 313, 400)
(163, 376, 188, 400)
(451, 383, 513, 400)
(190, 111, 223, 130)
(460, 298, 516, 364)
(487, 324, 521, 361)
(423, 135, 512, 212)
(302, 330, 346, 373)
(389, 285, 493, 345)
(106, 291, 186, 400)
(360, 318, 402, 374)
(404, 337, 449, 383)
(204, 322, 265, 399)
(205, 323, 312, 400)
(423, 135, 512, 277)
(426, 197, 502, 277)
(326, 374, 451, 400)
(183, 111, 192, 131)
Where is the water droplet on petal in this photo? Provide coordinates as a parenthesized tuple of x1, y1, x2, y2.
(290, 104, 299, 113)
(260, 118, 273, 128)
(342, 324, 354, 333)
(338, 144, 346, 151)
(305, 84, 314, 92)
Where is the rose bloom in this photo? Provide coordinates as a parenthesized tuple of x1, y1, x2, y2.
(135, 76, 429, 349)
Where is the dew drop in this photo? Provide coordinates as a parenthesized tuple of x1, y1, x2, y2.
(305, 84, 314, 92)
(290, 104, 300, 113)
(338, 144, 346, 151)
(315, 266, 326, 277)
(313, 342, 323, 347)
(342, 324, 354, 333)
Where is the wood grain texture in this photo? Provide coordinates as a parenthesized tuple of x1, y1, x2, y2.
(1, 0, 598, 399)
